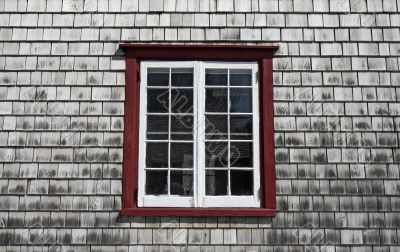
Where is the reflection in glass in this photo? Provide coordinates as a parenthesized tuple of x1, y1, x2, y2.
(230, 170, 253, 195)
(230, 115, 252, 140)
(170, 170, 193, 196)
(171, 115, 193, 140)
(147, 68, 169, 86)
(146, 142, 168, 168)
(205, 142, 228, 167)
(230, 69, 252, 86)
(171, 68, 193, 87)
(171, 89, 193, 113)
(205, 88, 228, 112)
(206, 69, 227, 86)
(146, 170, 168, 195)
(171, 142, 193, 168)
(206, 170, 228, 195)
(147, 115, 169, 140)
(147, 89, 169, 113)
(230, 142, 253, 167)
(230, 88, 252, 113)
(205, 115, 228, 139)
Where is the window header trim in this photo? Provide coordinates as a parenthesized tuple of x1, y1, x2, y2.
(121, 44, 278, 217)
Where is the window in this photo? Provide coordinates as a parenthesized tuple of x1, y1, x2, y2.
(121, 44, 278, 216)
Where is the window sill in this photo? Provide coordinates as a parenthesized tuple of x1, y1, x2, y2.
(120, 207, 276, 217)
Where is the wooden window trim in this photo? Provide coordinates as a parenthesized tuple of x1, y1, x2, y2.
(120, 44, 278, 217)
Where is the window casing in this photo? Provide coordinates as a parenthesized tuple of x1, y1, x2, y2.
(120, 44, 278, 216)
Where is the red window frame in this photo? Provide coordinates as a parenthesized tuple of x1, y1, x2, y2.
(120, 44, 278, 217)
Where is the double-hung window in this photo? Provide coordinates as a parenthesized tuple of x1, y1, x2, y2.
(121, 44, 277, 216)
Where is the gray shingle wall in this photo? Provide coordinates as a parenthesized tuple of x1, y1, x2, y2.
(0, 0, 400, 251)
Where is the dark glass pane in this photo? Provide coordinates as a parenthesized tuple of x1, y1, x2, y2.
(171, 89, 193, 113)
(146, 170, 168, 195)
(230, 115, 253, 140)
(146, 142, 168, 168)
(205, 88, 227, 112)
(230, 170, 253, 195)
(147, 115, 169, 140)
(171, 115, 193, 140)
(171, 68, 193, 87)
(206, 69, 227, 86)
(206, 170, 228, 195)
(205, 115, 228, 139)
(170, 170, 193, 196)
(147, 89, 169, 113)
(230, 69, 252, 86)
(230, 88, 252, 113)
(230, 142, 253, 167)
(171, 142, 193, 168)
(147, 68, 169, 86)
(205, 142, 228, 167)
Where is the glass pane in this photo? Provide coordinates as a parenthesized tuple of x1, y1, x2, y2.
(147, 89, 169, 113)
(171, 89, 193, 113)
(170, 142, 193, 168)
(171, 68, 193, 87)
(205, 88, 228, 112)
(146, 142, 168, 168)
(206, 170, 228, 195)
(230, 69, 252, 86)
(147, 115, 169, 140)
(206, 69, 227, 86)
(205, 115, 228, 139)
(170, 170, 193, 196)
(230, 170, 253, 195)
(146, 170, 168, 195)
(230, 88, 252, 113)
(205, 142, 228, 167)
(230, 142, 253, 167)
(171, 115, 193, 140)
(230, 115, 253, 140)
(147, 68, 169, 86)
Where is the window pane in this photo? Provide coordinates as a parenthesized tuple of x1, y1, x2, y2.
(147, 115, 169, 140)
(205, 115, 228, 139)
(205, 88, 228, 112)
(146, 170, 168, 195)
(206, 69, 227, 86)
(171, 68, 193, 87)
(170, 142, 193, 168)
(170, 170, 193, 196)
(205, 142, 228, 167)
(147, 89, 169, 113)
(230, 115, 253, 140)
(206, 170, 228, 195)
(230, 69, 252, 86)
(230, 142, 253, 167)
(230, 88, 252, 113)
(171, 89, 193, 113)
(148, 68, 169, 86)
(230, 170, 253, 195)
(171, 115, 193, 140)
(146, 142, 168, 168)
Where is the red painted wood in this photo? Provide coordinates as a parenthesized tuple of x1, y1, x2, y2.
(121, 44, 278, 216)
(262, 58, 276, 211)
(121, 208, 276, 217)
(121, 44, 277, 61)
(122, 57, 139, 209)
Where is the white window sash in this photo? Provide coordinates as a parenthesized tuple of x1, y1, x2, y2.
(138, 61, 260, 208)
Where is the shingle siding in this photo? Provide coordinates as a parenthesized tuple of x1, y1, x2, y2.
(0, 0, 399, 250)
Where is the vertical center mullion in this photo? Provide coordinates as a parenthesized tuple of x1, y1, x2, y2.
(195, 61, 202, 207)
(168, 68, 171, 197)
(227, 68, 231, 197)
